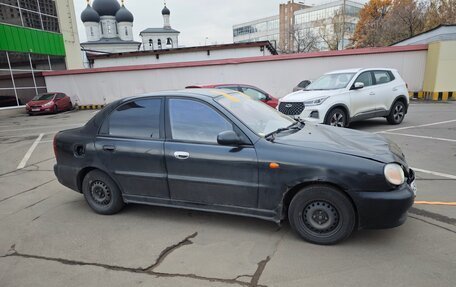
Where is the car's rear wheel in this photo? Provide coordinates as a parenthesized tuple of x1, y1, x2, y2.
(288, 185, 356, 245)
(387, 101, 405, 125)
(82, 170, 124, 215)
(325, 108, 347, 127)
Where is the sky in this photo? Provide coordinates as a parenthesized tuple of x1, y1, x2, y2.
(74, 0, 351, 47)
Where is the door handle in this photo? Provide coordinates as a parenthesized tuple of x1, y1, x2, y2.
(174, 151, 189, 160)
(392, 88, 398, 91)
(369, 92, 375, 96)
(103, 145, 116, 152)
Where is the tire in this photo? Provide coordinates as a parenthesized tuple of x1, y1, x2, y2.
(288, 185, 356, 245)
(82, 170, 125, 215)
(325, 108, 347, 127)
(387, 101, 405, 125)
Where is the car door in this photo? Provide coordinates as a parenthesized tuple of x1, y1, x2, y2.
(164, 97, 259, 208)
(372, 70, 395, 112)
(95, 98, 169, 199)
(349, 71, 377, 117)
(55, 94, 66, 110)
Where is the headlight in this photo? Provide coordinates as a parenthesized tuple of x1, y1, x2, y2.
(303, 96, 329, 106)
(42, 101, 53, 107)
(384, 163, 405, 186)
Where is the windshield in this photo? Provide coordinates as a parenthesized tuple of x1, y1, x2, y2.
(305, 73, 355, 90)
(33, 93, 55, 101)
(215, 91, 294, 136)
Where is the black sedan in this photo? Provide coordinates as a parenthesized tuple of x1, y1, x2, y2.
(53, 89, 416, 245)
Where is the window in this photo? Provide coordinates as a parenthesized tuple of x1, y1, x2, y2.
(354, 72, 373, 87)
(90, 26, 94, 36)
(157, 39, 162, 49)
(373, 71, 392, 85)
(107, 99, 162, 139)
(169, 99, 233, 143)
(241, 87, 267, 101)
(125, 26, 128, 36)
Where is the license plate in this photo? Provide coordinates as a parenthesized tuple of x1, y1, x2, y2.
(31, 108, 40, 112)
(410, 180, 417, 196)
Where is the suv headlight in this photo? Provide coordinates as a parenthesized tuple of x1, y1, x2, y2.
(384, 163, 405, 186)
(303, 96, 329, 106)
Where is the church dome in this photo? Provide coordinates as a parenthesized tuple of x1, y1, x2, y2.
(92, 0, 121, 16)
(162, 5, 170, 15)
(116, 5, 133, 22)
(81, 4, 100, 22)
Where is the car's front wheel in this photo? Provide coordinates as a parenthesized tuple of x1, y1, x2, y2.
(325, 108, 347, 127)
(82, 170, 125, 215)
(387, 101, 406, 125)
(288, 185, 356, 245)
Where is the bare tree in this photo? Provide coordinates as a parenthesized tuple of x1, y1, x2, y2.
(318, 9, 346, 50)
(290, 26, 319, 53)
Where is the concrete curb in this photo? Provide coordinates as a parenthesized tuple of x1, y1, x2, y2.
(409, 91, 455, 101)
(77, 105, 105, 110)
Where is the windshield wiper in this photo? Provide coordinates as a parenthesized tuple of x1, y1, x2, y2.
(264, 118, 305, 142)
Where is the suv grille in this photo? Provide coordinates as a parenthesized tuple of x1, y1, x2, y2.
(278, 102, 304, 116)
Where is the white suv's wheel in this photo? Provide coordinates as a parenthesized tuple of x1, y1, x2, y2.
(325, 108, 347, 128)
(387, 101, 405, 125)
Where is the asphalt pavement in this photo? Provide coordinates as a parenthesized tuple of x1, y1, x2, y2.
(0, 101, 455, 287)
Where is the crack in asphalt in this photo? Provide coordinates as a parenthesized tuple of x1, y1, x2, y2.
(409, 215, 456, 234)
(409, 207, 456, 226)
(0, 179, 56, 203)
(0, 234, 269, 287)
(0, 157, 55, 178)
(250, 256, 271, 287)
(144, 232, 198, 272)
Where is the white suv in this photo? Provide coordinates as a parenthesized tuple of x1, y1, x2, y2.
(278, 68, 409, 127)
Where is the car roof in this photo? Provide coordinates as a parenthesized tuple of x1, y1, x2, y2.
(326, 68, 395, 74)
(118, 88, 237, 103)
(186, 84, 248, 88)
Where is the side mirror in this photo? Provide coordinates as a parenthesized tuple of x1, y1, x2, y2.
(352, 82, 364, 90)
(217, 130, 242, 146)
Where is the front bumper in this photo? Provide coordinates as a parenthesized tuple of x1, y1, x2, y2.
(27, 106, 54, 114)
(351, 181, 415, 230)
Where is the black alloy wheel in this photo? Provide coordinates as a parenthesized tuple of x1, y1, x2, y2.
(288, 185, 356, 245)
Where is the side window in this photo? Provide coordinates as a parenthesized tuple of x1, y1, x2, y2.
(55, 94, 64, 99)
(108, 99, 161, 139)
(373, 71, 392, 85)
(169, 99, 233, 144)
(241, 87, 267, 101)
(355, 72, 373, 87)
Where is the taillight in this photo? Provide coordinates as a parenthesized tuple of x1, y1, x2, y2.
(53, 134, 58, 160)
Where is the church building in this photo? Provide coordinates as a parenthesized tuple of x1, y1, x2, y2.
(140, 4, 180, 50)
(80, 0, 141, 53)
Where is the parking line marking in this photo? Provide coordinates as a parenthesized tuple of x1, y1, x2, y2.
(17, 133, 43, 170)
(376, 119, 456, 133)
(381, 132, 456, 143)
(415, 201, 456, 206)
(413, 168, 456, 180)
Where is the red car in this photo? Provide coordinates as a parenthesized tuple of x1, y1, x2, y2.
(186, 84, 279, 108)
(26, 93, 73, 115)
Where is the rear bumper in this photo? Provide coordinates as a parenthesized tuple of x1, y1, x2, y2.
(352, 183, 415, 230)
(54, 164, 81, 193)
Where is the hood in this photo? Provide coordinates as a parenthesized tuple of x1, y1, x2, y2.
(28, 100, 53, 106)
(281, 89, 344, 102)
(274, 123, 407, 165)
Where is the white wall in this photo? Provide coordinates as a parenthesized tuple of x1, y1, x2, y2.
(45, 48, 427, 106)
(141, 33, 179, 51)
(92, 46, 272, 68)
